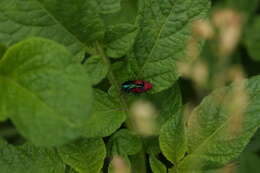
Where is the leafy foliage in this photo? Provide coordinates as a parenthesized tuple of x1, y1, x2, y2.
(58, 138, 106, 173)
(0, 0, 260, 172)
(0, 38, 92, 146)
(149, 154, 167, 173)
(82, 89, 126, 138)
(0, 138, 65, 173)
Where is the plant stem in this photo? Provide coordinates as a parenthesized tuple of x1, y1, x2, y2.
(94, 42, 133, 129)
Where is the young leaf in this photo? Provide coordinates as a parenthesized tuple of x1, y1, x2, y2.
(58, 138, 106, 173)
(104, 24, 138, 58)
(244, 16, 260, 61)
(101, 0, 138, 26)
(178, 76, 260, 172)
(159, 110, 187, 164)
(127, 0, 210, 93)
(83, 56, 109, 85)
(107, 129, 142, 156)
(0, 139, 65, 173)
(0, 0, 104, 56)
(97, 0, 122, 14)
(82, 89, 126, 138)
(0, 38, 92, 146)
(149, 155, 167, 173)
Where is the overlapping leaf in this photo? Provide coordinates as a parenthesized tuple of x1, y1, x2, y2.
(107, 129, 142, 156)
(178, 76, 260, 172)
(82, 89, 126, 138)
(0, 38, 92, 146)
(83, 55, 109, 85)
(149, 155, 167, 173)
(97, 0, 122, 14)
(159, 110, 187, 164)
(0, 139, 65, 173)
(58, 138, 106, 173)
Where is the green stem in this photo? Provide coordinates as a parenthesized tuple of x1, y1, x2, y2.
(94, 42, 133, 128)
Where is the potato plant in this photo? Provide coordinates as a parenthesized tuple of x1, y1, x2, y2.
(0, 0, 260, 173)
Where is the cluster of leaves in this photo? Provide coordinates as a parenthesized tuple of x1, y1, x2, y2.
(0, 0, 260, 173)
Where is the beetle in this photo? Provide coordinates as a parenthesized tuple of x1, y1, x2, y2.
(121, 80, 153, 93)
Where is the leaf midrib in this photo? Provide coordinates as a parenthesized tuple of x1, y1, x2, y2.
(137, 4, 175, 77)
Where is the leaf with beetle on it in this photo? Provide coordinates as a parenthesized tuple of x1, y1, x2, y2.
(177, 76, 260, 172)
(0, 37, 92, 146)
(126, 0, 211, 93)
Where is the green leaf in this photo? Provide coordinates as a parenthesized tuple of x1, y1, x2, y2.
(37, 0, 104, 43)
(0, 38, 92, 146)
(236, 152, 260, 173)
(0, 139, 65, 173)
(0, 0, 104, 56)
(129, 152, 147, 173)
(58, 138, 106, 173)
(244, 16, 260, 61)
(82, 89, 126, 138)
(147, 83, 182, 129)
(104, 24, 138, 58)
(97, 0, 122, 14)
(83, 56, 109, 85)
(143, 137, 161, 155)
(101, 0, 138, 26)
(149, 155, 167, 173)
(127, 0, 210, 93)
(159, 110, 187, 164)
(178, 76, 260, 172)
(107, 129, 142, 156)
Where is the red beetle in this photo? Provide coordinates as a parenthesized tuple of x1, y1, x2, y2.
(121, 80, 153, 93)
